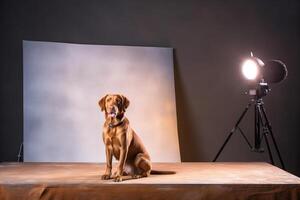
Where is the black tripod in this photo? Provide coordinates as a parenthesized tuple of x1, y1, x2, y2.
(213, 84, 285, 169)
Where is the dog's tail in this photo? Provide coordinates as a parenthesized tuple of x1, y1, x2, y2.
(150, 170, 176, 175)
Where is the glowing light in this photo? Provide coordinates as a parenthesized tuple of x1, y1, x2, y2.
(242, 59, 259, 80)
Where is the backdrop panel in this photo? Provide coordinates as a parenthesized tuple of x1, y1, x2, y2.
(23, 41, 180, 162)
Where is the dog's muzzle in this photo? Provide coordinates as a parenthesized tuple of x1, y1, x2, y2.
(108, 112, 116, 118)
(107, 106, 118, 118)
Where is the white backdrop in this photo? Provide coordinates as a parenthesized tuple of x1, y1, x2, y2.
(23, 41, 180, 162)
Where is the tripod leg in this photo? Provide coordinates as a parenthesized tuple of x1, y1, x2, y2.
(260, 105, 285, 169)
(258, 104, 274, 165)
(257, 105, 274, 164)
(237, 127, 253, 149)
(213, 129, 235, 162)
(254, 105, 261, 150)
(213, 102, 252, 162)
(263, 133, 274, 165)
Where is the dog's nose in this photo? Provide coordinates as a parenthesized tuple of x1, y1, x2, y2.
(109, 106, 116, 112)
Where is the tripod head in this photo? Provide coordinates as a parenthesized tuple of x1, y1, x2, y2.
(247, 81, 270, 100)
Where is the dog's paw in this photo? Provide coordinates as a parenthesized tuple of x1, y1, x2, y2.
(132, 174, 142, 179)
(101, 174, 111, 180)
(114, 176, 123, 182)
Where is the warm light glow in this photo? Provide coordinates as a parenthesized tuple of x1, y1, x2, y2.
(242, 59, 259, 80)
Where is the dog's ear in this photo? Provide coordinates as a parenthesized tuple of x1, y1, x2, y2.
(98, 95, 108, 112)
(121, 95, 130, 112)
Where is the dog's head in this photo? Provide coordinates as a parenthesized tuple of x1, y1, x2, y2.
(99, 94, 130, 117)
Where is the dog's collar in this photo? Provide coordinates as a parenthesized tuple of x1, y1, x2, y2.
(108, 120, 124, 128)
(108, 115, 125, 128)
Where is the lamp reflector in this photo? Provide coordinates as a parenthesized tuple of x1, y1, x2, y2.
(263, 60, 288, 83)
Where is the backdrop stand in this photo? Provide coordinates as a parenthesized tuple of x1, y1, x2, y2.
(17, 142, 23, 162)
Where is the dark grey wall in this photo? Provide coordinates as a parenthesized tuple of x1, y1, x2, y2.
(1, 0, 300, 176)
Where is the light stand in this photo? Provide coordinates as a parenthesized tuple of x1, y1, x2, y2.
(212, 81, 285, 169)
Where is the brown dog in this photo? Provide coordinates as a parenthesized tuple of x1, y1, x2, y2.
(99, 94, 153, 182)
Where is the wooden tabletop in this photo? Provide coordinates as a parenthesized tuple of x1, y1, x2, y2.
(1, 162, 300, 185)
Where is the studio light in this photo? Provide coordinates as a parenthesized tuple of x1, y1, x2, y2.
(241, 52, 288, 84)
(213, 52, 288, 169)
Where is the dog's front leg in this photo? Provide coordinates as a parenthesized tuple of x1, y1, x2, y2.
(114, 148, 128, 182)
(101, 145, 113, 180)
(114, 136, 129, 182)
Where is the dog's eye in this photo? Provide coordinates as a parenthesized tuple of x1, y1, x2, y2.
(116, 99, 121, 104)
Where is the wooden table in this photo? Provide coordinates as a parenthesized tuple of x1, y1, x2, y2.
(0, 162, 299, 199)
